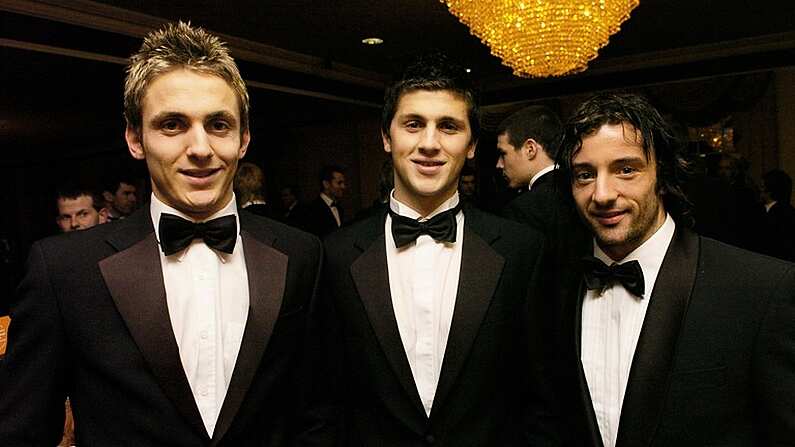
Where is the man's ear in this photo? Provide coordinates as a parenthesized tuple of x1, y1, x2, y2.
(125, 125, 145, 160)
(523, 138, 539, 161)
(382, 131, 392, 153)
(98, 208, 109, 224)
(466, 139, 477, 160)
(238, 128, 251, 159)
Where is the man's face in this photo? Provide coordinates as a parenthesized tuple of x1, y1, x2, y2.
(126, 69, 249, 220)
(571, 123, 666, 261)
(323, 172, 346, 200)
(459, 174, 477, 197)
(384, 89, 475, 212)
(56, 195, 107, 232)
(280, 188, 297, 209)
(112, 182, 138, 215)
(496, 133, 532, 189)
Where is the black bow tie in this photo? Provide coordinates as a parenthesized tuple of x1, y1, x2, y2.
(580, 256, 645, 298)
(158, 213, 237, 256)
(389, 204, 461, 248)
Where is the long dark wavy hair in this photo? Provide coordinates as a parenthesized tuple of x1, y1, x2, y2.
(557, 93, 693, 226)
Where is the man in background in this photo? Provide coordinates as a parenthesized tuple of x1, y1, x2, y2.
(498, 105, 589, 306)
(234, 161, 274, 218)
(305, 165, 346, 236)
(55, 186, 108, 232)
(102, 175, 138, 220)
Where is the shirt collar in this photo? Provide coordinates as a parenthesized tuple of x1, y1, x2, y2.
(389, 190, 460, 221)
(241, 199, 267, 208)
(150, 193, 240, 260)
(529, 164, 556, 190)
(320, 192, 335, 207)
(593, 213, 676, 297)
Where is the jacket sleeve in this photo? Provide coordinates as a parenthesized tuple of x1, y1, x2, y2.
(0, 241, 68, 445)
(754, 263, 795, 444)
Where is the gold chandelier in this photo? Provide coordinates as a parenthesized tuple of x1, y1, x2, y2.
(441, 0, 639, 78)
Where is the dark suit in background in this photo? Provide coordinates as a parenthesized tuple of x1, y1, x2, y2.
(303, 196, 342, 237)
(763, 201, 795, 262)
(557, 228, 795, 446)
(318, 206, 557, 446)
(241, 202, 275, 220)
(0, 209, 323, 446)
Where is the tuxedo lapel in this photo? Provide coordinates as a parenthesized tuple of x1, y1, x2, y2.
(616, 228, 698, 446)
(573, 278, 604, 447)
(98, 211, 208, 440)
(211, 218, 287, 444)
(350, 216, 427, 418)
(431, 209, 504, 418)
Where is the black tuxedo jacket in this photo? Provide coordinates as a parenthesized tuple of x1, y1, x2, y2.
(502, 170, 590, 269)
(558, 228, 795, 446)
(303, 196, 342, 237)
(762, 202, 795, 263)
(317, 206, 557, 446)
(0, 208, 322, 446)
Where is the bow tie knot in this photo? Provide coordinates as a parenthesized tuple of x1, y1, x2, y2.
(580, 256, 645, 298)
(159, 213, 237, 256)
(389, 204, 461, 248)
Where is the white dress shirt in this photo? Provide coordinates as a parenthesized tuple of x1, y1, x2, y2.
(320, 192, 341, 227)
(385, 191, 464, 416)
(581, 214, 675, 447)
(150, 194, 249, 437)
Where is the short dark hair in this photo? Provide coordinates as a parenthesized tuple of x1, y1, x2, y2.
(558, 93, 692, 223)
(381, 52, 480, 143)
(102, 173, 137, 195)
(496, 105, 563, 159)
(763, 169, 793, 203)
(56, 185, 105, 213)
(319, 165, 345, 185)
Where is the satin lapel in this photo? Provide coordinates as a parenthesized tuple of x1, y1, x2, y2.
(212, 225, 286, 444)
(350, 221, 426, 417)
(430, 218, 504, 418)
(99, 213, 208, 440)
(574, 279, 604, 447)
(616, 228, 698, 446)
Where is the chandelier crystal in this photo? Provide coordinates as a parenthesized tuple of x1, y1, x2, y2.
(441, 0, 639, 78)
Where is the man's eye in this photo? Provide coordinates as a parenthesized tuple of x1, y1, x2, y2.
(439, 122, 459, 133)
(619, 166, 638, 175)
(404, 121, 422, 130)
(575, 171, 594, 182)
(210, 120, 231, 132)
(161, 120, 182, 131)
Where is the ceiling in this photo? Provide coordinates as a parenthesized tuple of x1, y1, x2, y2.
(2, 0, 794, 159)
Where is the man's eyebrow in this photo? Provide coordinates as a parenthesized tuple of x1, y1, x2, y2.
(610, 156, 646, 166)
(148, 111, 185, 124)
(205, 111, 238, 124)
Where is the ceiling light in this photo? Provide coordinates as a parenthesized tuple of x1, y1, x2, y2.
(361, 37, 384, 45)
(441, 0, 639, 78)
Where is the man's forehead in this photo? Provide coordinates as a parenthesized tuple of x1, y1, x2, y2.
(58, 195, 94, 208)
(395, 89, 468, 115)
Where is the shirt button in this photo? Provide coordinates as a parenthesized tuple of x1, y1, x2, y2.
(201, 331, 208, 340)
(201, 389, 208, 396)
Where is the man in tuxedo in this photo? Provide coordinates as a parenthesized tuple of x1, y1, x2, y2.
(498, 106, 590, 306)
(304, 165, 347, 237)
(0, 22, 322, 446)
(556, 93, 795, 446)
(317, 53, 555, 446)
